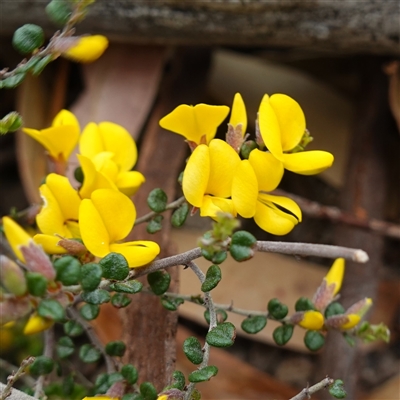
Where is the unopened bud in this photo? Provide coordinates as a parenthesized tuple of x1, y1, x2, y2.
(20, 242, 56, 281)
(0, 298, 32, 325)
(291, 310, 324, 331)
(23, 313, 53, 335)
(57, 238, 87, 255)
(0, 255, 27, 296)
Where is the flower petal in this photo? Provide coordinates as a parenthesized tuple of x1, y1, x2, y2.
(79, 122, 105, 159)
(229, 93, 247, 135)
(325, 258, 345, 296)
(2, 217, 31, 262)
(269, 94, 306, 152)
(340, 314, 361, 330)
(298, 310, 325, 330)
(92, 152, 119, 181)
(63, 35, 109, 63)
(52, 109, 80, 130)
(231, 160, 258, 218)
(182, 144, 210, 207)
(200, 196, 236, 219)
(110, 241, 160, 268)
(116, 171, 146, 196)
(281, 151, 334, 175)
(24, 313, 54, 335)
(33, 234, 68, 254)
(249, 149, 284, 192)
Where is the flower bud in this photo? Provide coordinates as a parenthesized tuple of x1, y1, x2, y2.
(291, 310, 324, 330)
(0, 255, 27, 296)
(23, 313, 53, 335)
(0, 298, 32, 325)
(20, 242, 56, 281)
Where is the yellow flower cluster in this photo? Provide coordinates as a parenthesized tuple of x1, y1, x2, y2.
(160, 93, 334, 235)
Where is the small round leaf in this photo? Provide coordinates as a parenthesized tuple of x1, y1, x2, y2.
(147, 188, 167, 213)
(273, 324, 294, 346)
(171, 203, 189, 228)
(111, 293, 132, 308)
(324, 302, 346, 318)
(109, 280, 143, 294)
(304, 330, 325, 351)
(241, 316, 267, 334)
(147, 271, 171, 295)
(201, 265, 222, 292)
(80, 263, 102, 292)
(81, 289, 110, 305)
(38, 299, 65, 322)
(79, 344, 101, 363)
(188, 366, 218, 383)
(100, 253, 129, 281)
(30, 356, 54, 376)
(329, 379, 347, 399)
(26, 272, 48, 297)
(146, 215, 163, 234)
(105, 341, 126, 357)
(267, 298, 289, 320)
(46, 0, 72, 25)
(13, 24, 44, 54)
(140, 382, 158, 400)
(56, 336, 74, 359)
(80, 303, 100, 320)
(183, 337, 204, 365)
(54, 256, 82, 286)
(206, 322, 236, 348)
(64, 320, 84, 337)
(295, 297, 315, 312)
(121, 364, 138, 385)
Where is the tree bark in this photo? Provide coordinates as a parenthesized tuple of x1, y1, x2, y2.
(2, 0, 399, 55)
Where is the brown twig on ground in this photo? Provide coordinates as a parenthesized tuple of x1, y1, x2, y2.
(289, 376, 334, 400)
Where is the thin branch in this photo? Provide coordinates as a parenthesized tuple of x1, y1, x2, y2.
(0, 383, 35, 400)
(34, 328, 54, 399)
(0, 359, 36, 388)
(273, 189, 400, 240)
(289, 376, 335, 400)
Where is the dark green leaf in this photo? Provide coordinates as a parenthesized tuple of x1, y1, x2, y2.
(147, 215, 163, 234)
(62, 374, 74, 396)
(188, 366, 218, 383)
(81, 289, 110, 305)
(229, 231, 257, 262)
(80, 303, 100, 320)
(30, 356, 54, 376)
(295, 297, 315, 312)
(140, 382, 158, 400)
(161, 297, 184, 311)
(79, 344, 101, 363)
(110, 280, 143, 294)
(56, 336, 74, 359)
(122, 395, 144, 400)
(241, 316, 267, 334)
(204, 309, 228, 325)
(80, 263, 102, 292)
(201, 249, 227, 265)
(121, 364, 138, 385)
(267, 298, 289, 320)
(147, 271, 171, 295)
(273, 324, 294, 346)
(38, 299, 65, 322)
(46, 0, 72, 25)
(64, 320, 84, 337)
(169, 370, 185, 390)
(183, 337, 204, 365)
(54, 256, 82, 286)
(171, 202, 189, 228)
(13, 24, 44, 54)
(111, 293, 132, 308)
(26, 272, 48, 297)
(324, 302, 345, 318)
(329, 379, 347, 399)
(105, 341, 126, 357)
(100, 252, 129, 281)
(206, 322, 236, 347)
(201, 265, 221, 292)
(147, 188, 168, 213)
(304, 330, 325, 351)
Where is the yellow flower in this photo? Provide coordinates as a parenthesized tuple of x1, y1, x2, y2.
(229, 93, 247, 135)
(2, 216, 31, 262)
(182, 139, 240, 218)
(258, 94, 334, 175)
(325, 258, 345, 296)
(159, 103, 230, 145)
(297, 310, 325, 330)
(63, 35, 109, 63)
(23, 109, 80, 162)
(24, 313, 54, 335)
(79, 189, 160, 268)
(232, 153, 301, 235)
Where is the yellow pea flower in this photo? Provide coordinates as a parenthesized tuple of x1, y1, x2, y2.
(62, 35, 109, 63)
(24, 313, 54, 335)
(182, 139, 240, 218)
(297, 310, 325, 330)
(23, 109, 80, 163)
(258, 94, 334, 175)
(2, 216, 31, 262)
(159, 103, 230, 145)
(325, 258, 345, 296)
(79, 189, 160, 268)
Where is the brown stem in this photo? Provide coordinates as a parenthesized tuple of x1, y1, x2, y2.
(289, 376, 335, 400)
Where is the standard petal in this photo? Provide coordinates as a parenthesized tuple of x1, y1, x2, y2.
(90, 189, 136, 242)
(298, 310, 325, 330)
(116, 171, 146, 196)
(200, 196, 236, 219)
(2, 217, 31, 262)
(62, 35, 109, 63)
(207, 139, 241, 198)
(109, 241, 160, 268)
(33, 234, 68, 254)
(229, 93, 247, 135)
(325, 258, 345, 296)
(258, 97, 283, 159)
(39, 125, 79, 160)
(269, 94, 306, 152)
(52, 109, 80, 130)
(281, 151, 334, 175)
(80, 123, 105, 159)
(182, 144, 210, 207)
(79, 198, 110, 257)
(249, 149, 284, 192)
(231, 160, 258, 218)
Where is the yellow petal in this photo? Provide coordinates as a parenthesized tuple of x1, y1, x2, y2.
(159, 104, 230, 144)
(52, 109, 80, 130)
(298, 310, 325, 330)
(24, 313, 54, 335)
(207, 139, 241, 198)
(92, 152, 119, 182)
(79, 122, 105, 159)
(258, 97, 283, 159)
(325, 258, 345, 296)
(182, 144, 210, 207)
(2, 217, 31, 262)
(340, 314, 361, 330)
(269, 94, 306, 152)
(109, 241, 160, 268)
(200, 196, 236, 219)
(249, 149, 284, 192)
(63, 35, 109, 63)
(229, 93, 247, 134)
(231, 160, 258, 218)
(33, 234, 68, 254)
(281, 151, 334, 175)
(116, 171, 146, 196)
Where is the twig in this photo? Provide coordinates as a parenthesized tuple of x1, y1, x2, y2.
(0, 383, 35, 400)
(0, 357, 35, 400)
(273, 189, 400, 240)
(0, 359, 36, 388)
(289, 376, 334, 400)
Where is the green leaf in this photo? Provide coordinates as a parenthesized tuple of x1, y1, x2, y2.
(31, 55, 53, 76)
(64, 320, 84, 337)
(147, 271, 171, 295)
(2, 73, 26, 89)
(147, 188, 168, 213)
(201, 265, 221, 292)
(81, 289, 110, 305)
(140, 382, 158, 400)
(111, 293, 132, 308)
(171, 202, 189, 227)
(241, 316, 267, 334)
(267, 298, 289, 320)
(121, 364, 138, 385)
(74, 166, 84, 183)
(38, 299, 65, 322)
(62, 374, 74, 396)
(80, 263, 102, 292)
(295, 297, 315, 312)
(169, 370, 186, 390)
(229, 231, 257, 262)
(161, 297, 184, 311)
(26, 272, 48, 297)
(79, 344, 101, 363)
(54, 256, 82, 286)
(204, 309, 228, 325)
(95, 373, 124, 394)
(105, 341, 126, 357)
(329, 379, 347, 399)
(324, 302, 345, 318)
(183, 337, 204, 365)
(201, 249, 227, 265)
(80, 303, 100, 320)
(188, 366, 218, 383)
(240, 140, 257, 159)
(12, 24, 44, 54)
(100, 252, 129, 281)
(147, 215, 163, 234)
(46, 0, 72, 25)
(56, 336, 75, 359)
(0, 112, 23, 134)
(206, 322, 236, 348)
(304, 330, 325, 351)
(122, 394, 144, 400)
(273, 324, 294, 346)
(109, 280, 143, 294)
(30, 356, 54, 376)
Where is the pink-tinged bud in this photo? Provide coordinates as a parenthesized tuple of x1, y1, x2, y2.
(226, 123, 245, 153)
(325, 314, 353, 330)
(312, 279, 335, 312)
(0, 298, 32, 325)
(23, 313, 53, 335)
(53, 291, 73, 308)
(346, 297, 373, 319)
(291, 310, 325, 330)
(0, 255, 27, 296)
(57, 238, 87, 255)
(20, 242, 56, 281)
